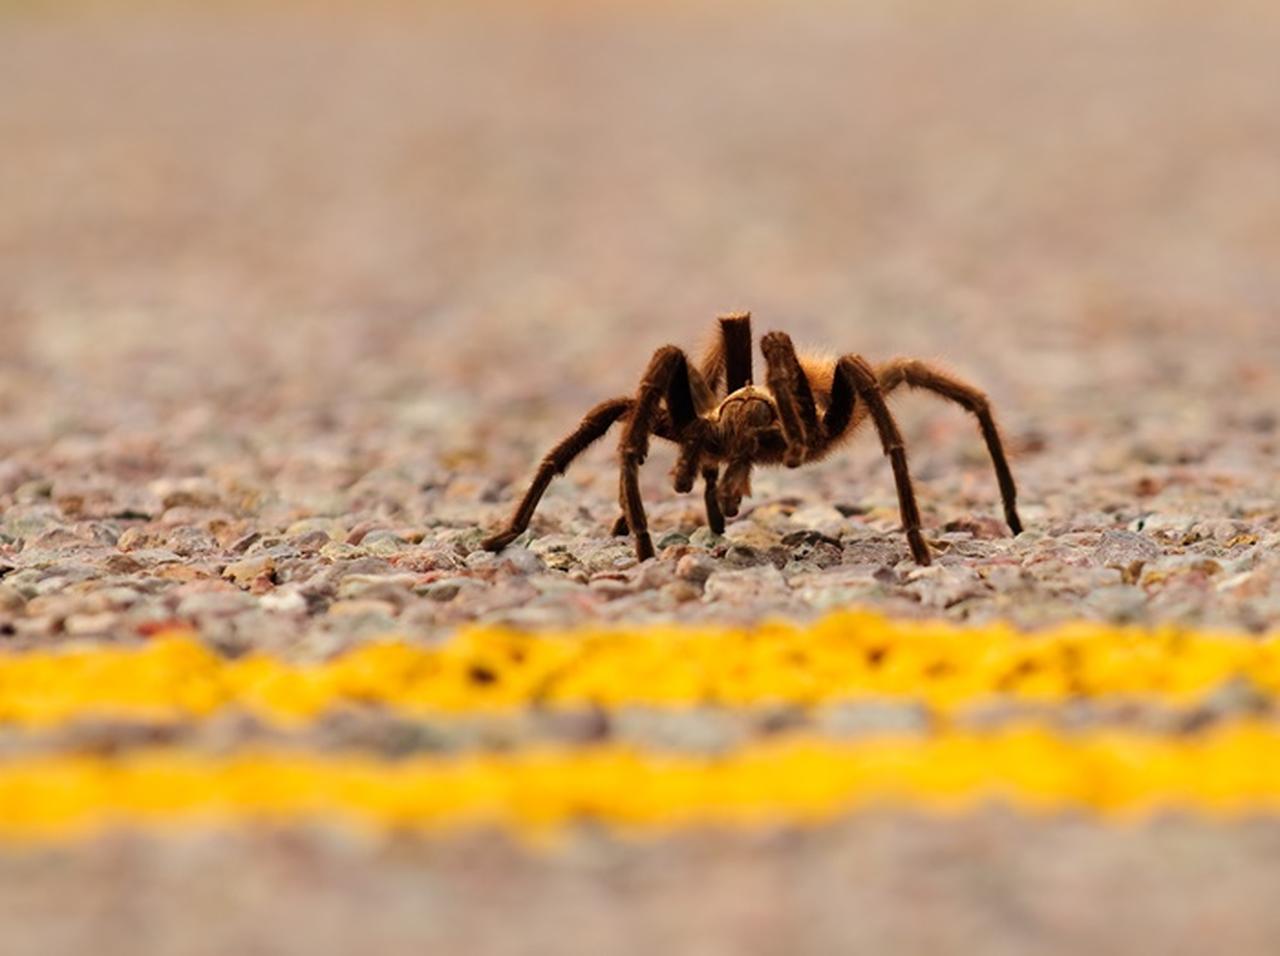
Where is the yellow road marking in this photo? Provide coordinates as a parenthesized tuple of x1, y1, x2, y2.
(2, 723, 1280, 842)
(0, 613, 1276, 726)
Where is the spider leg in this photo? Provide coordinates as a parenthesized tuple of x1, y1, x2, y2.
(482, 397, 634, 552)
(701, 312, 754, 394)
(877, 359, 1023, 535)
(619, 460, 725, 540)
(717, 456, 753, 519)
(670, 407, 721, 494)
(832, 355, 931, 566)
(702, 466, 726, 535)
(618, 345, 701, 561)
(821, 357, 858, 440)
(760, 331, 821, 467)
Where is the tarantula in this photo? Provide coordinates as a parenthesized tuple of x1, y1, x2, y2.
(482, 313, 1022, 565)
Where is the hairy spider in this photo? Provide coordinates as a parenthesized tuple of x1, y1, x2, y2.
(482, 312, 1023, 565)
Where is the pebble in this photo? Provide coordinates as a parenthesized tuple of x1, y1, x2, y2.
(703, 565, 790, 604)
(423, 578, 483, 603)
(222, 556, 276, 589)
(688, 527, 725, 549)
(656, 531, 690, 550)
(149, 478, 222, 511)
(175, 591, 258, 618)
(326, 599, 399, 619)
(62, 612, 120, 636)
(675, 553, 716, 585)
(337, 575, 417, 607)
(787, 505, 847, 537)
(1093, 529, 1161, 566)
(1084, 585, 1151, 623)
(498, 546, 545, 575)
(362, 531, 412, 557)
(259, 588, 309, 614)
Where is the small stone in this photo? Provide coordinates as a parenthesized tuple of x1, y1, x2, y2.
(498, 546, 545, 574)
(724, 544, 769, 568)
(222, 555, 276, 589)
(588, 575, 634, 598)
(12, 615, 60, 637)
(464, 550, 500, 570)
(703, 564, 789, 603)
(1094, 529, 1161, 566)
(286, 518, 347, 538)
(655, 530, 690, 550)
(320, 541, 361, 561)
(337, 574, 416, 607)
(103, 553, 144, 574)
(1198, 518, 1246, 544)
(675, 553, 716, 585)
(638, 562, 675, 590)
(1085, 585, 1150, 623)
(176, 591, 257, 618)
(230, 531, 262, 554)
(787, 505, 846, 537)
(725, 525, 781, 551)
(95, 587, 143, 609)
(289, 530, 331, 553)
(363, 531, 411, 557)
(167, 526, 218, 556)
(327, 599, 399, 618)
(0, 585, 26, 612)
(423, 578, 479, 602)
(580, 543, 637, 574)
(905, 565, 988, 610)
(540, 550, 579, 572)
(345, 522, 384, 546)
(116, 527, 159, 552)
(259, 589, 309, 614)
(688, 527, 725, 549)
(662, 581, 702, 603)
(63, 612, 120, 636)
(14, 479, 53, 503)
(150, 478, 222, 510)
(1134, 513, 1194, 538)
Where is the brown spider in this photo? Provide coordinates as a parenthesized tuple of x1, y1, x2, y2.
(482, 313, 1022, 565)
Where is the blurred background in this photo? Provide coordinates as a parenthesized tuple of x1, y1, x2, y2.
(3, 0, 1277, 441)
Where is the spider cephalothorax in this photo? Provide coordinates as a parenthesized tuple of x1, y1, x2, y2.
(483, 312, 1023, 565)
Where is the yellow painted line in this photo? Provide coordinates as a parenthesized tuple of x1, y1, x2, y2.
(2, 724, 1280, 842)
(1, 613, 1278, 726)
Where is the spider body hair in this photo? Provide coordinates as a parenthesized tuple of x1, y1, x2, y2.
(483, 312, 1023, 565)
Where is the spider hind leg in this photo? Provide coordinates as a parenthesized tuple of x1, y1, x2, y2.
(877, 359, 1023, 535)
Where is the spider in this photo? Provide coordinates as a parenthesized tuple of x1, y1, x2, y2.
(482, 312, 1022, 566)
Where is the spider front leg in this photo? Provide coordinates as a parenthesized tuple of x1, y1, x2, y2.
(611, 461, 724, 538)
(701, 466, 726, 535)
(617, 345, 702, 561)
(482, 397, 634, 552)
(761, 331, 821, 467)
(717, 456, 753, 519)
(830, 354, 931, 566)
